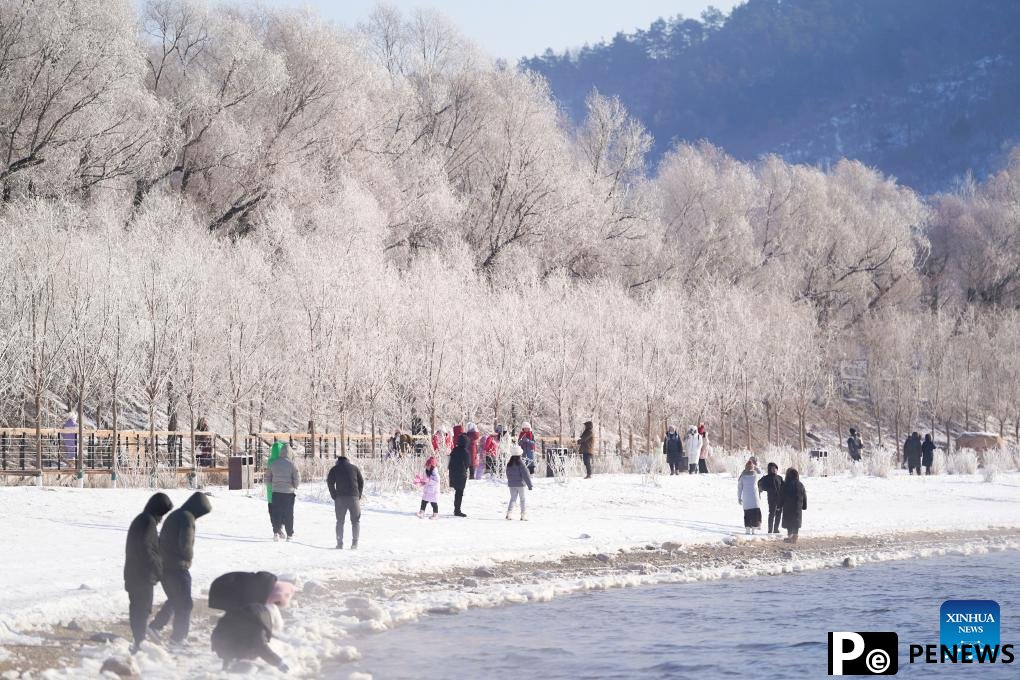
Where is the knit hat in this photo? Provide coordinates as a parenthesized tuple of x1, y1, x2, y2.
(697, 423, 705, 436)
(426, 456, 437, 467)
(466, 422, 477, 433)
(267, 580, 295, 608)
(522, 421, 531, 430)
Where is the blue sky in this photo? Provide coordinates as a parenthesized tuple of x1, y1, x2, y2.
(265, 1, 741, 60)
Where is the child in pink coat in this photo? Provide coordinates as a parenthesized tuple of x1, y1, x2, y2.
(416, 456, 440, 519)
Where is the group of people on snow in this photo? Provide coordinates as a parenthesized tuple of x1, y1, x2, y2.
(737, 460, 808, 542)
(848, 427, 937, 474)
(123, 491, 294, 672)
(663, 423, 710, 475)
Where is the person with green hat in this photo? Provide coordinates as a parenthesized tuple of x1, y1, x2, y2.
(265, 442, 284, 536)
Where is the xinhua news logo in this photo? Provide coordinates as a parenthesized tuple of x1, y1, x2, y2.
(828, 632, 898, 675)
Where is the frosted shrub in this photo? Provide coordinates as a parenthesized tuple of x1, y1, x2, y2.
(945, 449, 979, 475)
(981, 448, 1014, 483)
(865, 448, 897, 478)
(596, 452, 625, 475)
(930, 450, 947, 475)
(631, 452, 664, 486)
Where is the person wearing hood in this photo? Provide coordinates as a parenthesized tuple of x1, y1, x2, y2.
(448, 427, 471, 517)
(757, 463, 785, 534)
(518, 422, 536, 473)
(151, 492, 212, 644)
(683, 426, 702, 474)
(904, 432, 923, 475)
(578, 421, 595, 479)
(779, 468, 807, 543)
(211, 603, 288, 672)
(662, 425, 684, 475)
(265, 443, 300, 541)
(737, 461, 762, 534)
(922, 433, 936, 475)
(847, 428, 863, 462)
(265, 442, 285, 534)
(327, 453, 364, 549)
(124, 492, 174, 653)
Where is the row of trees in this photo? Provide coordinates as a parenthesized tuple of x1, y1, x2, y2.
(1, 0, 1019, 470)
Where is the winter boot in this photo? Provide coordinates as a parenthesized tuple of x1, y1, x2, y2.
(336, 541, 343, 550)
(745, 527, 751, 535)
(520, 512, 528, 521)
(506, 512, 512, 520)
(351, 542, 358, 550)
(416, 511, 425, 519)
(430, 512, 438, 520)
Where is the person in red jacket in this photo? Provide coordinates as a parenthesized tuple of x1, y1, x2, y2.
(518, 422, 536, 473)
(466, 422, 480, 478)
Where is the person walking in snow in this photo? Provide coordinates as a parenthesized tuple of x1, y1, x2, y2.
(265, 443, 300, 541)
(578, 420, 596, 478)
(737, 461, 762, 534)
(683, 426, 702, 474)
(264, 441, 285, 534)
(847, 428, 864, 462)
(506, 453, 533, 520)
(757, 463, 784, 534)
(905, 431, 923, 475)
(417, 456, 440, 519)
(151, 492, 212, 644)
(124, 492, 174, 653)
(449, 427, 471, 517)
(697, 423, 710, 474)
(518, 422, 536, 473)
(779, 468, 807, 543)
(327, 453, 364, 549)
(922, 433, 936, 475)
(663, 425, 684, 475)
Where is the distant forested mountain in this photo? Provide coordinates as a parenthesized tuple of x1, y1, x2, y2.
(523, 0, 1020, 192)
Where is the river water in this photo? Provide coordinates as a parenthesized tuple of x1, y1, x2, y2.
(338, 550, 1020, 678)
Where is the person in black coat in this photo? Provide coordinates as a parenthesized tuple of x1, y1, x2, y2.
(904, 432, 923, 475)
(327, 455, 364, 550)
(124, 493, 173, 653)
(921, 434, 935, 475)
(757, 463, 785, 534)
(448, 431, 471, 517)
(779, 467, 807, 543)
(211, 603, 288, 672)
(662, 426, 684, 475)
(151, 492, 211, 644)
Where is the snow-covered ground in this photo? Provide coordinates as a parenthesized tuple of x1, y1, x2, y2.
(4, 471, 1020, 677)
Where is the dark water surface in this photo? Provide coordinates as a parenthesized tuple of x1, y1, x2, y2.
(338, 550, 1020, 679)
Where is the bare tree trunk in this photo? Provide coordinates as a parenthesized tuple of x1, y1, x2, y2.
(944, 420, 952, 456)
(836, 410, 842, 451)
(775, 406, 781, 447)
(894, 410, 901, 464)
(645, 405, 652, 456)
(76, 397, 84, 480)
(765, 402, 772, 445)
(231, 403, 239, 455)
(148, 401, 156, 478)
(874, 404, 882, 447)
(743, 402, 751, 451)
(34, 392, 42, 472)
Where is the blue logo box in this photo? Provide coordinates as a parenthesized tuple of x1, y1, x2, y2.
(940, 600, 1000, 651)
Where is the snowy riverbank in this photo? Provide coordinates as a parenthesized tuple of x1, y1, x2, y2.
(3, 471, 1020, 677)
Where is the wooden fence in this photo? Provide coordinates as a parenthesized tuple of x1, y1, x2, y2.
(0, 428, 584, 482)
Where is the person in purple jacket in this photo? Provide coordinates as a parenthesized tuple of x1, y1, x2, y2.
(505, 452, 533, 521)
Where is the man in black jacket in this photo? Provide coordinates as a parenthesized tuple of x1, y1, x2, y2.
(904, 431, 923, 475)
(327, 455, 364, 550)
(124, 493, 173, 653)
(756, 463, 784, 534)
(448, 431, 470, 517)
(151, 492, 212, 644)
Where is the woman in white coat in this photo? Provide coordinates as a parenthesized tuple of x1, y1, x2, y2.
(683, 426, 702, 474)
(737, 460, 762, 534)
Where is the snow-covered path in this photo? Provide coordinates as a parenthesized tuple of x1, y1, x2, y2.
(5, 471, 1020, 638)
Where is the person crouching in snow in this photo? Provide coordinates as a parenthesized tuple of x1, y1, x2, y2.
(737, 461, 762, 534)
(506, 452, 533, 520)
(779, 467, 807, 543)
(211, 602, 288, 672)
(124, 492, 174, 653)
(417, 456, 441, 519)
